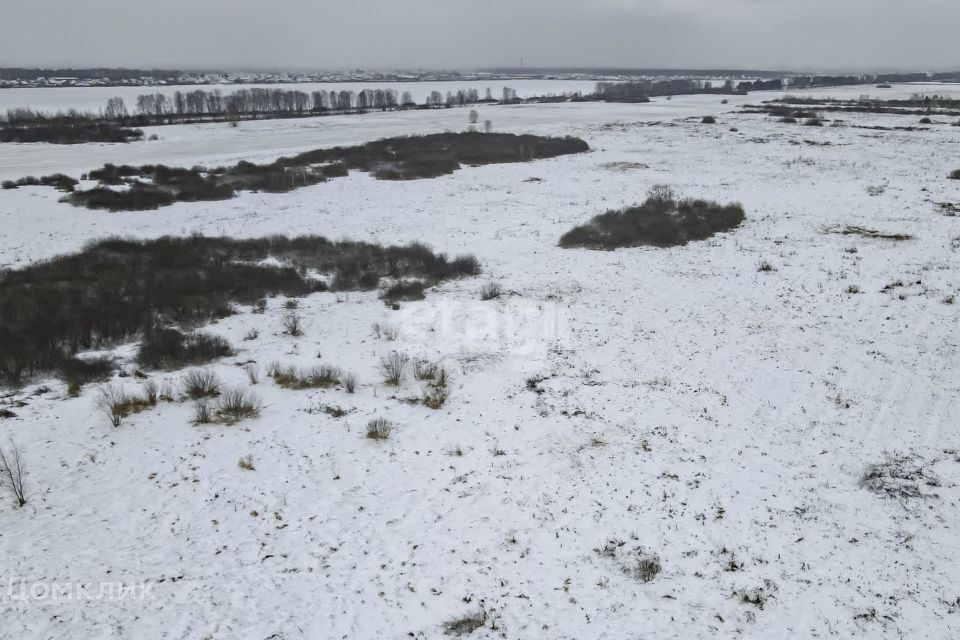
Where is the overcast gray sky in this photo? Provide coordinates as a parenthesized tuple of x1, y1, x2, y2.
(3, 0, 959, 72)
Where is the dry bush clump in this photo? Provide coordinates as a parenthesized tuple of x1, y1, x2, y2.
(480, 283, 502, 300)
(735, 580, 778, 609)
(341, 372, 358, 393)
(193, 398, 213, 424)
(271, 364, 342, 390)
(142, 379, 159, 404)
(423, 384, 450, 410)
(825, 225, 913, 241)
(418, 361, 451, 409)
(216, 388, 261, 425)
(97, 384, 152, 427)
(560, 186, 745, 249)
(949, 169, 960, 180)
(0, 441, 27, 507)
(372, 322, 400, 341)
(282, 311, 303, 337)
(366, 417, 392, 440)
(238, 455, 255, 471)
(632, 553, 663, 583)
(443, 609, 488, 636)
(860, 452, 940, 499)
(381, 352, 410, 386)
(595, 539, 662, 583)
(182, 369, 221, 399)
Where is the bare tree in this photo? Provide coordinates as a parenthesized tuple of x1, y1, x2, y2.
(104, 97, 128, 120)
(0, 440, 26, 507)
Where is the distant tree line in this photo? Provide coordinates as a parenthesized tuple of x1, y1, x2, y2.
(1, 84, 576, 131)
(118, 85, 523, 124)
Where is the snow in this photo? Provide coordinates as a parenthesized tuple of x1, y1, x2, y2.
(1, 83, 960, 638)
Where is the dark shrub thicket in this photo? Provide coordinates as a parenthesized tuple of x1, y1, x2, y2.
(69, 185, 176, 211)
(949, 169, 960, 180)
(2, 173, 78, 192)
(380, 280, 427, 303)
(25, 132, 589, 212)
(57, 355, 114, 387)
(559, 189, 746, 250)
(137, 329, 233, 369)
(0, 124, 143, 144)
(0, 235, 479, 384)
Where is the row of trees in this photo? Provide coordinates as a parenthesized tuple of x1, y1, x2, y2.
(123, 85, 523, 120)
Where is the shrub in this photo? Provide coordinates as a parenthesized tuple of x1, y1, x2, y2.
(272, 365, 341, 390)
(381, 280, 426, 304)
(414, 360, 439, 381)
(861, 453, 939, 499)
(480, 283, 502, 300)
(443, 610, 488, 636)
(701, 116, 716, 124)
(243, 364, 259, 385)
(949, 169, 960, 180)
(366, 417, 392, 440)
(142, 379, 158, 405)
(182, 369, 221, 399)
(282, 312, 303, 336)
(238, 455, 255, 471)
(96, 384, 150, 427)
(373, 322, 400, 341)
(920, 117, 932, 124)
(804, 118, 824, 127)
(0, 441, 27, 507)
(423, 385, 450, 410)
(381, 352, 409, 386)
(632, 553, 662, 583)
(342, 372, 358, 393)
(216, 388, 261, 424)
(758, 260, 776, 272)
(193, 398, 213, 424)
(780, 117, 798, 124)
(560, 188, 746, 249)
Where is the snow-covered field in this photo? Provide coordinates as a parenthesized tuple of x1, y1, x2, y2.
(1, 84, 959, 638)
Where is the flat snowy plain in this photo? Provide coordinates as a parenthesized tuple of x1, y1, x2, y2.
(0, 83, 959, 639)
